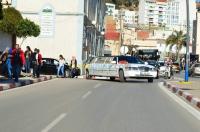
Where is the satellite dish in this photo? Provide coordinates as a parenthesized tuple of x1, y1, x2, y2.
(120, 46, 128, 55)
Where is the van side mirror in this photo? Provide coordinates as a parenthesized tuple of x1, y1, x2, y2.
(145, 62, 148, 65)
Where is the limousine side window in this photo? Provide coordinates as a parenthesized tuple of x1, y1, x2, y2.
(113, 56, 143, 64)
(105, 57, 114, 64)
(96, 57, 106, 64)
(90, 58, 98, 64)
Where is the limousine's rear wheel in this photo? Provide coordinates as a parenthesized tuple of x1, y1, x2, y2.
(86, 70, 91, 79)
(119, 70, 125, 82)
(110, 77, 115, 81)
(148, 78, 153, 83)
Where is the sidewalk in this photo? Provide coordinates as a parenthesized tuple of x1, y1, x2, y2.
(169, 80, 200, 99)
(0, 75, 55, 92)
(163, 78, 200, 110)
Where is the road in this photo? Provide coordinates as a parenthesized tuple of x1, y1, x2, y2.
(0, 78, 199, 132)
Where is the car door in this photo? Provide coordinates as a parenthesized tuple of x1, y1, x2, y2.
(53, 59, 59, 74)
(40, 59, 48, 74)
(41, 59, 54, 74)
(109, 57, 118, 77)
(88, 57, 98, 75)
(42, 59, 57, 75)
(103, 57, 113, 76)
(95, 57, 106, 76)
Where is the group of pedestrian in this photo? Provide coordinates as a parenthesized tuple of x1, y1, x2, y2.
(0, 44, 42, 82)
(57, 55, 79, 78)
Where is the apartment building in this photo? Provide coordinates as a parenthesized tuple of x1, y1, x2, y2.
(138, 0, 167, 26)
(166, 0, 196, 31)
(113, 9, 138, 29)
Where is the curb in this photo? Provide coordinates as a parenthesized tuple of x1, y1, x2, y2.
(0, 76, 55, 92)
(163, 81, 200, 109)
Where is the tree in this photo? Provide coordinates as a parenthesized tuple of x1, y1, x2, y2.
(0, 1, 3, 20)
(16, 18, 40, 46)
(166, 30, 186, 60)
(0, 7, 23, 35)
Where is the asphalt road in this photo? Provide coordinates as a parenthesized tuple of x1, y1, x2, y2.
(0, 78, 199, 132)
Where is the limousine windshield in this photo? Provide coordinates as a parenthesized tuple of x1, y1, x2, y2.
(114, 56, 144, 64)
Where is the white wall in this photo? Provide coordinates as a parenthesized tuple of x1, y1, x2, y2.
(196, 12, 200, 58)
(0, 31, 12, 52)
(15, 0, 84, 64)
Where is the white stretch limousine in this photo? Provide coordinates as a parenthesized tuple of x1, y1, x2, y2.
(85, 56, 157, 82)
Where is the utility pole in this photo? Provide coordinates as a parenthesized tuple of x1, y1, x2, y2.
(119, 9, 124, 55)
(185, 0, 190, 82)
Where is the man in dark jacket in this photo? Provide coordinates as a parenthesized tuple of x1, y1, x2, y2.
(11, 44, 25, 82)
(32, 48, 42, 78)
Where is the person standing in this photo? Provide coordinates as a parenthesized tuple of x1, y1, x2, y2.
(37, 49, 42, 78)
(11, 44, 25, 82)
(181, 58, 185, 70)
(1, 48, 8, 76)
(7, 48, 12, 79)
(57, 55, 65, 77)
(70, 56, 77, 78)
(32, 48, 42, 78)
(24, 46, 32, 75)
(32, 48, 37, 78)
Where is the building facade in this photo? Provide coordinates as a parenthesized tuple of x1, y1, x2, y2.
(194, 11, 200, 58)
(166, 0, 180, 27)
(12, 0, 105, 72)
(166, 0, 196, 31)
(114, 10, 137, 26)
(139, 0, 196, 29)
(83, 0, 106, 58)
(138, 0, 167, 26)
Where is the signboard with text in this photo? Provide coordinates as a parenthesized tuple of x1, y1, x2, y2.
(40, 5, 55, 38)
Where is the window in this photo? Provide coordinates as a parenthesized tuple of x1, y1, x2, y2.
(105, 57, 114, 63)
(96, 57, 106, 64)
(91, 57, 98, 63)
(54, 60, 59, 65)
(115, 56, 144, 64)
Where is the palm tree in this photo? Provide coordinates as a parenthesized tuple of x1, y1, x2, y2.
(166, 30, 186, 61)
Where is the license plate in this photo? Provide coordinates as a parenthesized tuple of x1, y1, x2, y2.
(140, 72, 150, 76)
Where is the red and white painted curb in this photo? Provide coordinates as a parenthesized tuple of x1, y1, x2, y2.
(163, 81, 200, 109)
(0, 76, 54, 92)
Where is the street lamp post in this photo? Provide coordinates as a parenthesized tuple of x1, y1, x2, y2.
(185, 0, 190, 82)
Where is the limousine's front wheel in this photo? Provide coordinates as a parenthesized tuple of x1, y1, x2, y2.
(148, 78, 153, 83)
(110, 77, 115, 81)
(119, 70, 125, 82)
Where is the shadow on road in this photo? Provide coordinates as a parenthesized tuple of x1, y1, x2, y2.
(90, 78, 156, 84)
